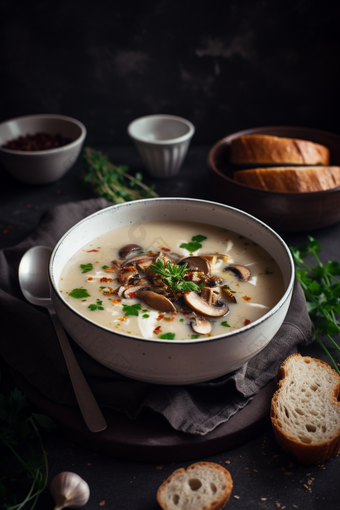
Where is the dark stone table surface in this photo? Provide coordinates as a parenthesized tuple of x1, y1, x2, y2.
(1, 146, 340, 509)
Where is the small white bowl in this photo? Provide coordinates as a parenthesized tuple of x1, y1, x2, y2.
(49, 198, 294, 385)
(0, 114, 86, 184)
(127, 114, 195, 179)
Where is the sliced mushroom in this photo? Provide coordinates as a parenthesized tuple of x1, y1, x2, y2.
(180, 256, 211, 275)
(123, 285, 150, 299)
(207, 275, 224, 287)
(191, 316, 212, 335)
(136, 289, 176, 312)
(118, 244, 143, 259)
(117, 269, 139, 284)
(222, 286, 237, 303)
(225, 264, 251, 282)
(183, 291, 229, 318)
(200, 286, 221, 305)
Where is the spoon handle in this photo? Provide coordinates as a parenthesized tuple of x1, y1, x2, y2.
(47, 307, 107, 433)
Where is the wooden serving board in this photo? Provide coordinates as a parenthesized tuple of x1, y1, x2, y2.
(11, 368, 276, 462)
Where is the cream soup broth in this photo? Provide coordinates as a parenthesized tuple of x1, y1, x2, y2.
(59, 221, 284, 340)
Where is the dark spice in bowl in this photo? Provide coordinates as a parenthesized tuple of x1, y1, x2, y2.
(2, 132, 72, 151)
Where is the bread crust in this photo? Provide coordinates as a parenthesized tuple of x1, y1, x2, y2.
(271, 353, 340, 465)
(233, 166, 340, 192)
(230, 135, 330, 165)
(157, 461, 233, 510)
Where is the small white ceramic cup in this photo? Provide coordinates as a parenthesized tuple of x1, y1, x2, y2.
(127, 114, 195, 179)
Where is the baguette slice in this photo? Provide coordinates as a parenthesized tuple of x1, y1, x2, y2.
(233, 166, 340, 192)
(230, 135, 330, 165)
(271, 354, 340, 465)
(157, 462, 233, 510)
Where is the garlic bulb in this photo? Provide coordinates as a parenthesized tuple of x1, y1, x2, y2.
(50, 471, 90, 510)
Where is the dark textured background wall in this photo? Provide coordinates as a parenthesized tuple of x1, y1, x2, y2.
(1, 0, 340, 146)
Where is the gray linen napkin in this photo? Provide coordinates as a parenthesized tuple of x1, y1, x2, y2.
(0, 198, 313, 435)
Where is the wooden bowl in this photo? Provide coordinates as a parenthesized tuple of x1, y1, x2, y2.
(208, 126, 340, 232)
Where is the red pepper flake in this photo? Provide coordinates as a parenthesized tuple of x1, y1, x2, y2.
(157, 314, 164, 321)
(170, 311, 177, 316)
(242, 296, 252, 301)
(87, 276, 93, 281)
(128, 291, 139, 299)
(163, 317, 175, 322)
(100, 277, 113, 282)
(244, 319, 251, 326)
(160, 247, 170, 252)
(147, 253, 158, 257)
(153, 325, 162, 334)
(87, 249, 99, 252)
(123, 266, 136, 271)
(111, 299, 121, 305)
(105, 268, 115, 273)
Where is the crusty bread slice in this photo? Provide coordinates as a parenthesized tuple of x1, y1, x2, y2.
(230, 135, 330, 165)
(157, 462, 233, 510)
(271, 354, 340, 465)
(233, 166, 340, 192)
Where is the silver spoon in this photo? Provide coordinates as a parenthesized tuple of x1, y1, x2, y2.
(18, 245, 107, 433)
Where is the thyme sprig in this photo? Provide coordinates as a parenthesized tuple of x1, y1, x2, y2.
(81, 147, 158, 203)
(290, 236, 340, 375)
(0, 366, 56, 510)
(150, 257, 200, 294)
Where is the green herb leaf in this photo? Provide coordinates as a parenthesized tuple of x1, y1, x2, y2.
(142, 314, 150, 319)
(80, 263, 93, 273)
(192, 235, 207, 243)
(159, 333, 175, 340)
(180, 241, 202, 253)
(88, 299, 105, 311)
(180, 234, 207, 253)
(191, 334, 200, 339)
(122, 303, 142, 316)
(221, 321, 231, 327)
(68, 288, 90, 299)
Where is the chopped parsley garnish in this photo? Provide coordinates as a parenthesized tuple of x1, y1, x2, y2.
(142, 314, 150, 319)
(122, 303, 142, 316)
(149, 257, 200, 293)
(191, 334, 200, 339)
(88, 299, 104, 311)
(68, 288, 90, 299)
(180, 235, 207, 253)
(221, 321, 231, 327)
(179, 318, 184, 322)
(80, 263, 93, 273)
(102, 265, 109, 269)
(159, 332, 175, 340)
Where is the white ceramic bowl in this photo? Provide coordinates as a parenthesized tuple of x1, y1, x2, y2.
(49, 198, 295, 385)
(127, 114, 195, 178)
(0, 114, 86, 184)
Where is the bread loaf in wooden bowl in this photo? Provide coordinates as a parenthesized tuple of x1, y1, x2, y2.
(230, 134, 330, 165)
(233, 166, 340, 192)
(271, 354, 340, 465)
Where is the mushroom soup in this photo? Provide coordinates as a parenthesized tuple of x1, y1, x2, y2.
(59, 221, 285, 340)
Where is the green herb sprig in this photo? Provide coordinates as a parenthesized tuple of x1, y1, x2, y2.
(0, 372, 56, 510)
(291, 236, 340, 375)
(81, 148, 158, 203)
(149, 257, 200, 293)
